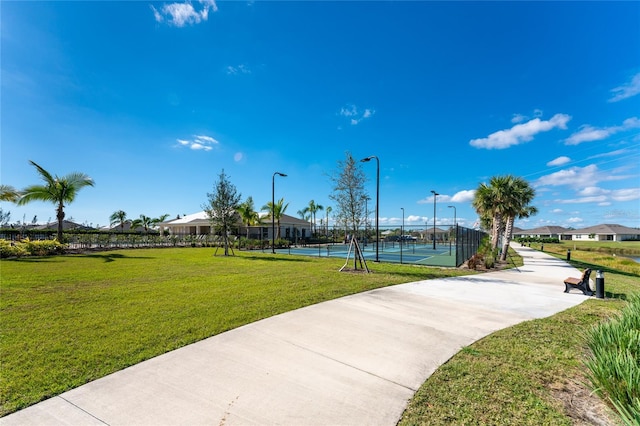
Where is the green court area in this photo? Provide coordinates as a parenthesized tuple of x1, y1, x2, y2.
(274, 241, 457, 267)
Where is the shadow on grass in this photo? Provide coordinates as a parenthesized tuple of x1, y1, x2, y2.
(568, 260, 640, 279)
(74, 253, 155, 263)
(240, 255, 312, 262)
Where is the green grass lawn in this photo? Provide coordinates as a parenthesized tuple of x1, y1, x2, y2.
(0, 248, 474, 416)
(400, 244, 640, 425)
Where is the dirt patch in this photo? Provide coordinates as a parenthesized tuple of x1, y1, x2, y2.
(550, 379, 618, 425)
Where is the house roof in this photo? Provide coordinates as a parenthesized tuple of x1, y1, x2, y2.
(161, 211, 311, 227)
(34, 220, 95, 231)
(564, 224, 640, 235)
(514, 226, 568, 235)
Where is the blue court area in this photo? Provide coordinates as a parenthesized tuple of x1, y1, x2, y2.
(272, 242, 457, 267)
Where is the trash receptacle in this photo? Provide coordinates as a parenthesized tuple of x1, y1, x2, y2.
(596, 270, 605, 299)
(567, 249, 571, 261)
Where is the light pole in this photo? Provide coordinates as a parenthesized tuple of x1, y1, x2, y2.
(272, 172, 287, 254)
(431, 190, 439, 250)
(361, 156, 379, 262)
(400, 207, 404, 264)
(448, 205, 456, 226)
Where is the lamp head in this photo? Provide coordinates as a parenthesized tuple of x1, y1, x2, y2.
(431, 190, 439, 196)
(360, 156, 374, 162)
(274, 172, 287, 177)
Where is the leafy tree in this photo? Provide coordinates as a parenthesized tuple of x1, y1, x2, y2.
(261, 198, 289, 239)
(110, 210, 128, 232)
(18, 160, 94, 242)
(237, 196, 261, 238)
(0, 185, 21, 202)
(325, 206, 332, 235)
(0, 208, 11, 226)
(329, 152, 368, 236)
(204, 170, 242, 255)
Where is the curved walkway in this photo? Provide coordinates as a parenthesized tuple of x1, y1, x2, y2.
(1, 245, 590, 425)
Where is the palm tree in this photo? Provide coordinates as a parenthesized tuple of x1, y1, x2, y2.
(237, 197, 261, 238)
(473, 175, 538, 259)
(307, 200, 324, 236)
(261, 197, 289, 239)
(325, 206, 332, 236)
(297, 207, 310, 221)
(472, 175, 512, 250)
(110, 210, 128, 232)
(152, 214, 170, 229)
(0, 185, 21, 202)
(499, 177, 537, 261)
(18, 160, 94, 242)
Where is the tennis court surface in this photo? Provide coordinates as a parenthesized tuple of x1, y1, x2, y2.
(272, 242, 457, 267)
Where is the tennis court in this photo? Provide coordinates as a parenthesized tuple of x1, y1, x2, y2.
(272, 241, 457, 267)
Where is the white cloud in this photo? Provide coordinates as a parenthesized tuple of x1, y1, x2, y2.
(152, 0, 217, 27)
(226, 64, 251, 75)
(551, 208, 563, 214)
(608, 72, 640, 103)
(469, 113, 571, 149)
(175, 134, 219, 151)
(339, 104, 375, 125)
(190, 143, 212, 151)
(547, 156, 571, 167)
(511, 114, 526, 123)
(450, 190, 475, 203)
(611, 187, 640, 202)
(565, 117, 640, 145)
(588, 149, 630, 159)
(567, 217, 583, 223)
(234, 152, 244, 162)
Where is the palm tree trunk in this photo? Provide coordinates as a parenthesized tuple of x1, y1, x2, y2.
(56, 202, 65, 242)
(500, 216, 515, 261)
(491, 213, 503, 250)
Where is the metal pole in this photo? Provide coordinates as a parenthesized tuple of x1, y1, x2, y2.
(361, 156, 379, 262)
(431, 190, 439, 250)
(272, 172, 286, 254)
(401, 207, 404, 264)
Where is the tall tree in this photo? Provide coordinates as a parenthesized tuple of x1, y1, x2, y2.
(297, 207, 310, 221)
(261, 198, 289, 239)
(110, 210, 128, 232)
(472, 175, 537, 259)
(130, 214, 153, 233)
(203, 170, 242, 255)
(237, 196, 260, 238)
(307, 200, 323, 235)
(18, 160, 94, 242)
(499, 177, 537, 261)
(0, 185, 21, 202)
(325, 206, 332, 236)
(329, 152, 368, 236)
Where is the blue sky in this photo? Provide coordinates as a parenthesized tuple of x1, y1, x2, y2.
(2, 1, 639, 230)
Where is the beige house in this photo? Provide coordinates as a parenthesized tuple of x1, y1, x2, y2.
(158, 211, 312, 241)
(563, 224, 640, 242)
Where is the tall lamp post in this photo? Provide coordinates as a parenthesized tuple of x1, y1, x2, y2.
(361, 156, 379, 262)
(431, 190, 439, 250)
(272, 172, 287, 254)
(448, 205, 456, 227)
(400, 207, 404, 264)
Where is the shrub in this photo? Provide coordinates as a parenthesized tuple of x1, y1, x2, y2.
(585, 294, 640, 425)
(22, 238, 65, 256)
(0, 240, 27, 258)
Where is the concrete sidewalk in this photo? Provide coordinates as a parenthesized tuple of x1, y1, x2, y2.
(1, 246, 590, 426)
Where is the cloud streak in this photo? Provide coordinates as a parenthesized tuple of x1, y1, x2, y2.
(609, 72, 640, 102)
(564, 117, 640, 145)
(470, 113, 571, 149)
(339, 104, 375, 125)
(152, 0, 217, 27)
(175, 134, 219, 151)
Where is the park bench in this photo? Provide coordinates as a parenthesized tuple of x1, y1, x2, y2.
(563, 268, 594, 296)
